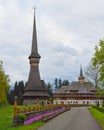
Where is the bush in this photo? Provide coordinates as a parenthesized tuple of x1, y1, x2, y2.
(102, 101, 104, 107)
(18, 114, 26, 125)
(92, 105, 104, 113)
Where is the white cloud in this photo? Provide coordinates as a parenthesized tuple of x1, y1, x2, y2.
(0, 0, 104, 85)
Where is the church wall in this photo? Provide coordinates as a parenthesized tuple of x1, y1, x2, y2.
(23, 99, 48, 106)
(53, 99, 103, 105)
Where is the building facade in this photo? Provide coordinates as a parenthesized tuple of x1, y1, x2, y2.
(54, 67, 104, 105)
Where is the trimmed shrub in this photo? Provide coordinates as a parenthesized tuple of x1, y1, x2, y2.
(18, 114, 26, 125)
(92, 105, 104, 113)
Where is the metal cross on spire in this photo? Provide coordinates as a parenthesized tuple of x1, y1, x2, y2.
(32, 5, 37, 13)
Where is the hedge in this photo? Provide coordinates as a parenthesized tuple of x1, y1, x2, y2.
(92, 105, 104, 113)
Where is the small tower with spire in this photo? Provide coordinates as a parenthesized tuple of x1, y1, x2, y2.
(23, 9, 49, 105)
(78, 66, 85, 83)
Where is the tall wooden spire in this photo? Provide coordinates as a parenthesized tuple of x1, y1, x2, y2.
(29, 10, 40, 59)
(78, 66, 85, 83)
(23, 10, 49, 105)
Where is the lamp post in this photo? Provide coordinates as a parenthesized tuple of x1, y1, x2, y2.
(14, 96, 17, 116)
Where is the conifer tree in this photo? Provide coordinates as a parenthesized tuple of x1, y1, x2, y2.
(8, 80, 25, 105)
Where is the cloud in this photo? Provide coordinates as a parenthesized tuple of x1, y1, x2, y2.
(0, 0, 104, 85)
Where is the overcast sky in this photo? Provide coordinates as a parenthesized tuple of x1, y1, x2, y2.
(0, 0, 104, 86)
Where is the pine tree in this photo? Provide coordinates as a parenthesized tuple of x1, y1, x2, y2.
(59, 78, 62, 89)
(8, 81, 25, 105)
(17, 81, 25, 105)
(7, 89, 14, 105)
(46, 82, 53, 97)
(54, 78, 58, 89)
(62, 80, 69, 86)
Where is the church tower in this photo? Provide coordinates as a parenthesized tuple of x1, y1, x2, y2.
(78, 66, 85, 83)
(23, 10, 49, 105)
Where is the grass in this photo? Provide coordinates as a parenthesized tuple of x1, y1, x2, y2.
(0, 105, 44, 130)
(88, 107, 104, 130)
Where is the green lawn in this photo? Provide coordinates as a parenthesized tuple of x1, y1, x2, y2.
(88, 107, 104, 130)
(0, 105, 44, 130)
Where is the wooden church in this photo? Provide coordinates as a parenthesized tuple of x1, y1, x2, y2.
(23, 10, 50, 106)
(54, 67, 104, 105)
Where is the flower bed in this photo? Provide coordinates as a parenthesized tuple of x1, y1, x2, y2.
(24, 107, 66, 125)
(42, 106, 70, 122)
(12, 105, 70, 126)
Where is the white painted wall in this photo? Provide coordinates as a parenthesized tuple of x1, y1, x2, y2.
(53, 99, 103, 105)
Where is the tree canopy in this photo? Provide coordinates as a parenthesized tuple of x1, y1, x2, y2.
(92, 39, 104, 85)
(8, 80, 25, 105)
(54, 78, 69, 90)
(0, 61, 10, 105)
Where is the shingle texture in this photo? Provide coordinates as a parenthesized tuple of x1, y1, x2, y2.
(23, 12, 49, 99)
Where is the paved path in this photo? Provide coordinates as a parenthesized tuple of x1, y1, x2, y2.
(38, 107, 101, 130)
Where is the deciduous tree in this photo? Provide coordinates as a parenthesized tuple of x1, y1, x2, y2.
(92, 39, 104, 85)
(85, 61, 100, 88)
(0, 61, 10, 106)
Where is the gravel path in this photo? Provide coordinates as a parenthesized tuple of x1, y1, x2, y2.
(37, 107, 101, 130)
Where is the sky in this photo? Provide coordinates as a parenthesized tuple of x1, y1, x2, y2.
(0, 0, 104, 86)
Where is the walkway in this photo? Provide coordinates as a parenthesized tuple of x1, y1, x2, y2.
(37, 107, 101, 130)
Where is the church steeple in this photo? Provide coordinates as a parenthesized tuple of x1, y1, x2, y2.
(78, 66, 85, 83)
(29, 10, 41, 59)
(23, 10, 49, 105)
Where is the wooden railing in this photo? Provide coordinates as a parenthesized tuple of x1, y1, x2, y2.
(14, 104, 66, 116)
